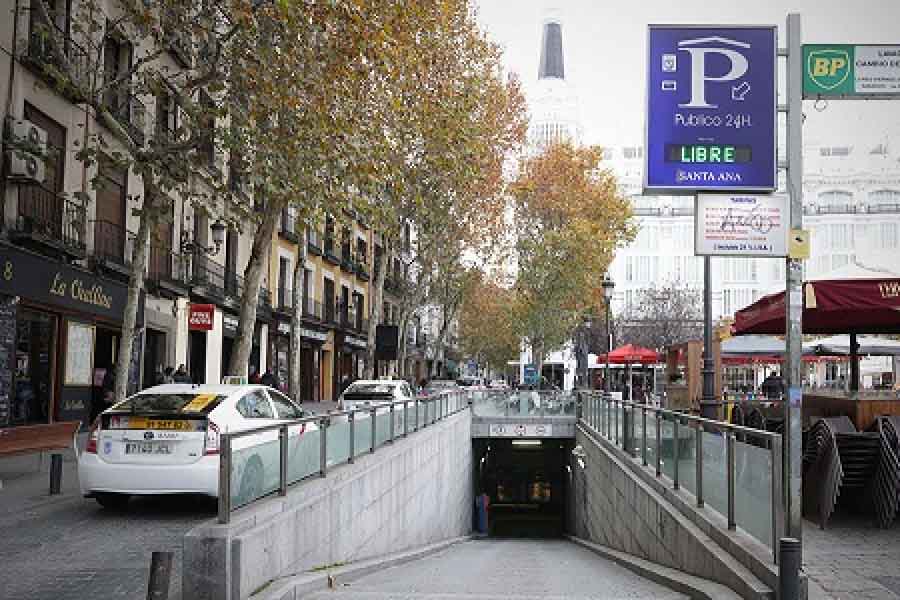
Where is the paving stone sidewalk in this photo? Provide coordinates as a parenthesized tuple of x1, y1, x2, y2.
(0, 437, 213, 600)
(804, 515, 900, 600)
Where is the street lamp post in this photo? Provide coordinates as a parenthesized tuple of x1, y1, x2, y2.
(579, 313, 593, 389)
(602, 274, 615, 400)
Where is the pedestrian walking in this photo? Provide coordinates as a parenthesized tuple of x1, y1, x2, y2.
(173, 364, 192, 384)
(260, 369, 277, 388)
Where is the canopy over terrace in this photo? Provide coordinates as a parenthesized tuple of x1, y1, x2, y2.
(733, 262, 900, 397)
(594, 344, 661, 364)
(733, 262, 900, 336)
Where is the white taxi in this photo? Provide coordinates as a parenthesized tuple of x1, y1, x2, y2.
(78, 384, 314, 509)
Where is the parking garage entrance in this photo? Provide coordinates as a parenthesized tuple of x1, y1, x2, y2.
(473, 438, 573, 538)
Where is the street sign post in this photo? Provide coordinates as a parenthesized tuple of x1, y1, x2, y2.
(645, 26, 778, 194)
(695, 193, 788, 257)
(803, 44, 900, 99)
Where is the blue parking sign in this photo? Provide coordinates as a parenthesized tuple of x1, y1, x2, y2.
(644, 26, 777, 194)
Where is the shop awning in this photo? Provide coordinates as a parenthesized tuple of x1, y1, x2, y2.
(733, 262, 900, 335)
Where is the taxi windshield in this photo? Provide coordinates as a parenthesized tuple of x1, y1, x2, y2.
(111, 393, 225, 415)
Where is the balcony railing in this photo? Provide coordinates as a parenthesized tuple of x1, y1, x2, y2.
(816, 203, 856, 215)
(276, 286, 292, 312)
(279, 210, 299, 242)
(92, 220, 134, 267)
(868, 203, 900, 214)
(147, 244, 186, 285)
(14, 184, 85, 254)
(340, 245, 354, 272)
(104, 85, 146, 145)
(324, 297, 336, 324)
(25, 16, 90, 95)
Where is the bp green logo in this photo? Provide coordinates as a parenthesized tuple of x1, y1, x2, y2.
(806, 48, 852, 91)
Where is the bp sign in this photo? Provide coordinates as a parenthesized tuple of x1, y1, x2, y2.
(644, 26, 778, 194)
(804, 45, 900, 98)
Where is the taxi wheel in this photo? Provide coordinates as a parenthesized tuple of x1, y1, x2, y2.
(239, 457, 264, 503)
(95, 492, 130, 510)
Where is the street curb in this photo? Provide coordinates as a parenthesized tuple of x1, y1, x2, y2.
(567, 536, 744, 600)
(251, 535, 471, 599)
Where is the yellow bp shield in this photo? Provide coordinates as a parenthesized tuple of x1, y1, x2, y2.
(806, 48, 852, 93)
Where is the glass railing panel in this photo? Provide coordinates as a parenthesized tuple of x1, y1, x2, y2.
(734, 438, 773, 548)
(229, 429, 283, 508)
(354, 412, 373, 457)
(325, 417, 351, 467)
(679, 424, 697, 497)
(375, 408, 392, 447)
(659, 417, 676, 480)
(645, 412, 659, 467)
(287, 423, 321, 484)
(699, 430, 728, 522)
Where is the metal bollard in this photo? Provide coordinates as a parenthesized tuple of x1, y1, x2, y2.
(146, 551, 173, 600)
(49, 453, 63, 495)
(778, 537, 801, 600)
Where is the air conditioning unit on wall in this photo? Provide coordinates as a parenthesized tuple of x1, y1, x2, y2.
(4, 118, 48, 184)
(5, 149, 46, 183)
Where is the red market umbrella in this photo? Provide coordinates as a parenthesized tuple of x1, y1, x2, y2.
(596, 344, 661, 365)
(733, 263, 900, 335)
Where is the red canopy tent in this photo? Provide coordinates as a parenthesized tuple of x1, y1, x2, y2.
(595, 344, 661, 364)
(733, 263, 900, 335)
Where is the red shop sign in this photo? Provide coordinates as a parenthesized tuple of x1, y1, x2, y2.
(188, 304, 215, 331)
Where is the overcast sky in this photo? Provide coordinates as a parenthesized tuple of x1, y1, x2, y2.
(475, 0, 900, 150)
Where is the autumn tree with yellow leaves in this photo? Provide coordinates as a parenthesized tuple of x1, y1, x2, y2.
(509, 142, 636, 382)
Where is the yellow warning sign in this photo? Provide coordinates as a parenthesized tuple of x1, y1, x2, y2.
(183, 394, 217, 413)
(789, 229, 810, 260)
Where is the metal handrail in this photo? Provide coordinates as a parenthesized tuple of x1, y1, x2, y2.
(577, 390, 784, 564)
(217, 391, 469, 524)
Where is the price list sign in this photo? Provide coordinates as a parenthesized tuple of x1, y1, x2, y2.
(695, 193, 787, 257)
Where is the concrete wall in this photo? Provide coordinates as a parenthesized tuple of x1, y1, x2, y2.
(183, 408, 473, 600)
(570, 424, 775, 600)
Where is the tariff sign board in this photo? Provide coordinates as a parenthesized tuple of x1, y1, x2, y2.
(645, 26, 777, 194)
(188, 304, 215, 331)
(803, 45, 900, 98)
(694, 193, 788, 257)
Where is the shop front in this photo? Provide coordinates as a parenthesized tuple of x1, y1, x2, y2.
(0, 244, 139, 429)
(270, 320, 326, 402)
(334, 332, 368, 396)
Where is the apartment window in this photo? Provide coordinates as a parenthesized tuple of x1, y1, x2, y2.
(278, 257, 290, 308)
(324, 277, 335, 322)
(723, 289, 732, 317)
(94, 156, 128, 262)
(324, 216, 335, 254)
(829, 224, 852, 249)
(307, 226, 321, 249)
(870, 189, 900, 207)
(881, 223, 898, 249)
(198, 91, 216, 169)
(156, 89, 177, 140)
(818, 190, 852, 211)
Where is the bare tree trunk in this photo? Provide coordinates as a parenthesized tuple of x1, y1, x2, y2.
(289, 230, 307, 401)
(228, 208, 279, 377)
(365, 241, 389, 379)
(113, 188, 155, 403)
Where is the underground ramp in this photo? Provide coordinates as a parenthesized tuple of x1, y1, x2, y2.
(473, 438, 571, 538)
(302, 539, 688, 599)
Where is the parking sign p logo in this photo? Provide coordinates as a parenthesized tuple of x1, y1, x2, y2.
(678, 36, 750, 109)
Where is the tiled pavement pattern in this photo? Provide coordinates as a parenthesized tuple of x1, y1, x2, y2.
(0, 439, 213, 600)
(305, 538, 689, 600)
(804, 515, 900, 599)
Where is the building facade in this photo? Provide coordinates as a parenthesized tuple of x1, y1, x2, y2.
(605, 140, 900, 322)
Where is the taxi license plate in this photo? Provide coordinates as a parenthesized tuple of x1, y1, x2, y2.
(125, 442, 172, 455)
(127, 418, 193, 431)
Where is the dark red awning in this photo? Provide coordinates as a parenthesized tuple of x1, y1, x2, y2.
(733, 276, 900, 335)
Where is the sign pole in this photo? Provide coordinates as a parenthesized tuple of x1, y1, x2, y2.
(701, 254, 716, 419)
(784, 12, 804, 546)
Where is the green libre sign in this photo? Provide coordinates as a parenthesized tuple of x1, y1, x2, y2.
(803, 44, 900, 99)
